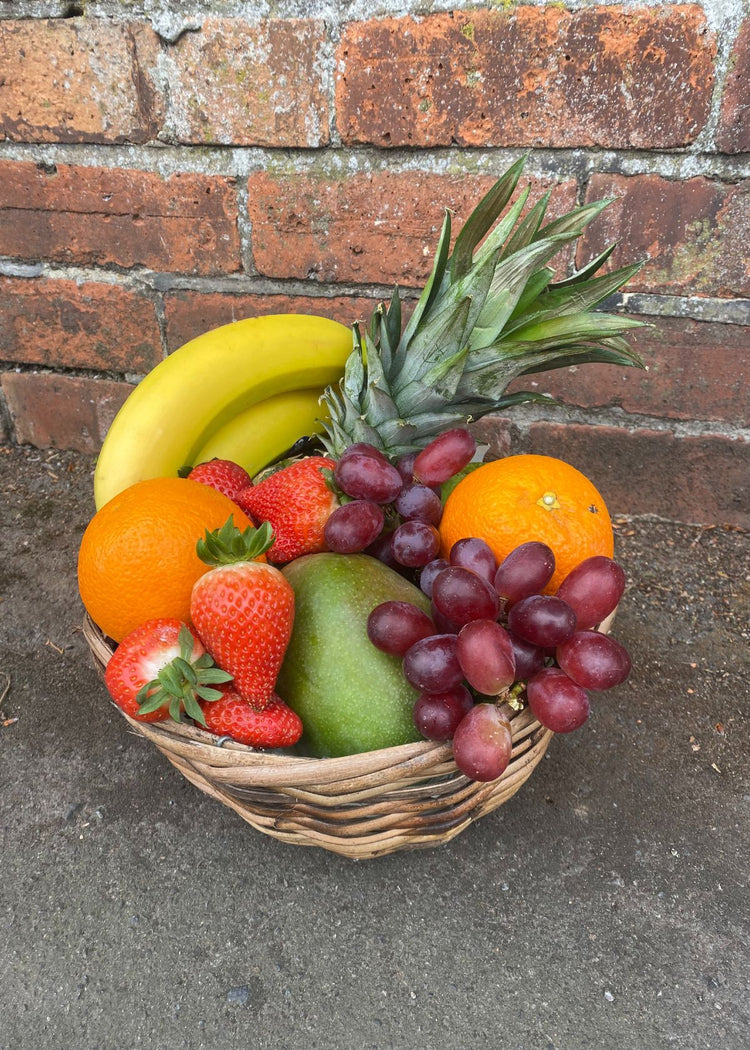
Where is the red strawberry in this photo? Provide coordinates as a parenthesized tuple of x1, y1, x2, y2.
(190, 518, 294, 707)
(199, 688, 302, 748)
(235, 456, 338, 563)
(187, 458, 253, 500)
(103, 618, 232, 724)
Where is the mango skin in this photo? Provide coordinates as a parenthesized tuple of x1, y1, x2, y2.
(277, 553, 432, 758)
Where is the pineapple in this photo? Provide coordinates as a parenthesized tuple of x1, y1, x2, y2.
(319, 156, 645, 458)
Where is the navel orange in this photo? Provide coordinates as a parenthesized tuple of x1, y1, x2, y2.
(439, 455, 614, 593)
(77, 477, 255, 642)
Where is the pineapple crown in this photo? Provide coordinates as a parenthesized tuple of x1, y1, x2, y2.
(320, 155, 646, 459)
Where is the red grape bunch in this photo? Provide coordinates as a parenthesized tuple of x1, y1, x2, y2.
(367, 537, 632, 784)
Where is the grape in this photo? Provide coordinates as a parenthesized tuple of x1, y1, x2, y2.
(456, 620, 516, 695)
(526, 667, 590, 733)
(413, 428, 477, 486)
(395, 484, 443, 527)
(402, 634, 464, 692)
(432, 566, 500, 626)
(494, 541, 556, 603)
(507, 631, 546, 680)
(391, 521, 441, 568)
(412, 685, 474, 742)
(334, 452, 403, 503)
(449, 537, 497, 585)
(430, 601, 462, 635)
(507, 594, 576, 647)
(556, 630, 631, 690)
(339, 441, 389, 464)
(419, 557, 450, 598)
(324, 500, 384, 553)
(395, 451, 418, 485)
(367, 601, 435, 657)
(556, 556, 626, 630)
(364, 530, 398, 569)
(452, 704, 513, 782)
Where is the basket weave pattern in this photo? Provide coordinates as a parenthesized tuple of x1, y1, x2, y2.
(83, 615, 556, 859)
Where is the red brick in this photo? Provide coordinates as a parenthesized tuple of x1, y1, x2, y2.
(0, 18, 162, 144)
(1, 373, 132, 454)
(0, 161, 241, 275)
(716, 19, 750, 153)
(578, 175, 750, 298)
(337, 6, 715, 149)
(162, 18, 330, 146)
(517, 421, 749, 527)
(507, 318, 750, 427)
(247, 171, 578, 285)
(0, 277, 162, 373)
(163, 292, 377, 353)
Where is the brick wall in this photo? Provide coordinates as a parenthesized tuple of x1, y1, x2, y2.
(0, 1, 747, 527)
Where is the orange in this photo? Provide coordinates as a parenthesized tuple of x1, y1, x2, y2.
(78, 477, 254, 642)
(439, 454, 614, 593)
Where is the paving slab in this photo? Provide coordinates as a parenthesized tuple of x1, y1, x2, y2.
(1, 445, 748, 1050)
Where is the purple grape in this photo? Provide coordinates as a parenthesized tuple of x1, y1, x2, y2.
(402, 634, 464, 692)
(367, 601, 435, 657)
(432, 566, 500, 626)
(391, 521, 441, 568)
(456, 620, 516, 695)
(556, 630, 631, 690)
(395, 451, 418, 485)
(395, 484, 443, 527)
(413, 428, 477, 486)
(324, 500, 384, 553)
(452, 704, 513, 782)
(419, 557, 450, 598)
(334, 452, 404, 504)
(556, 556, 626, 630)
(413, 685, 474, 742)
(449, 537, 498, 586)
(507, 594, 576, 647)
(507, 631, 546, 680)
(430, 601, 462, 635)
(494, 541, 556, 604)
(364, 530, 399, 569)
(339, 442, 389, 464)
(526, 667, 590, 733)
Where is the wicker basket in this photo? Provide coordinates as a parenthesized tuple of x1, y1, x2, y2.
(83, 613, 613, 859)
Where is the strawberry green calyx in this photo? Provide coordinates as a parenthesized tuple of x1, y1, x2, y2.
(197, 516, 275, 566)
(135, 624, 233, 726)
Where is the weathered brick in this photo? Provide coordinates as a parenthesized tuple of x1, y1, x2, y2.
(247, 171, 578, 284)
(716, 18, 750, 153)
(507, 318, 750, 427)
(1, 372, 132, 454)
(517, 421, 749, 527)
(578, 175, 750, 298)
(337, 6, 715, 149)
(161, 18, 330, 147)
(163, 292, 376, 353)
(0, 18, 162, 144)
(0, 161, 241, 275)
(0, 277, 162, 373)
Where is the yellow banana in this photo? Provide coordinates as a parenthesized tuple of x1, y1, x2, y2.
(190, 387, 328, 477)
(93, 314, 352, 508)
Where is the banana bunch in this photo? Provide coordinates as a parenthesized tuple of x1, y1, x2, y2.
(93, 314, 353, 509)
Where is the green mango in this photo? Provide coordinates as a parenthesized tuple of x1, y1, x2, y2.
(278, 553, 431, 758)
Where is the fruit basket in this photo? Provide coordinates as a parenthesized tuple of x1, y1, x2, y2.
(82, 609, 615, 859)
(78, 158, 638, 860)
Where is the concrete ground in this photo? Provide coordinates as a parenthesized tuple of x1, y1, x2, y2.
(1, 444, 748, 1050)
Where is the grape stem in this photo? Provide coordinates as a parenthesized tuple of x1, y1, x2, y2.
(498, 681, 526, 713)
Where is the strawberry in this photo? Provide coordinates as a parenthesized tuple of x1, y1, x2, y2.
(235, 456, 338, 563)
(186, 458, 253, 500)
(199, 687, 302, 748)
(103, 618, 232, 724)
(190, 518, 295, 707)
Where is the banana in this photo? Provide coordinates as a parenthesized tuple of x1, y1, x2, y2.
(189, 387, 328, 477)
(93, 314, 352, 508)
